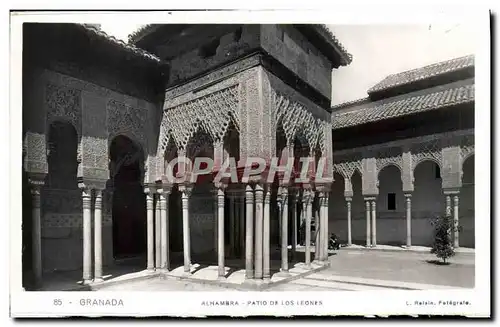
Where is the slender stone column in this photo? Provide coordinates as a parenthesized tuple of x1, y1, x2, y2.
(254, 184, 264, 279)
(371, 200, 377, 247)
(453, 194, 460, 248)
(180, 186, 192, 274)
(229, 193, 235, 256)
(240, 194, 245, 258)
(280, 187, 289, 274)
(81, 187, 92, 284)
(145, 189, 155, 271)
(322, 193, 329, 262)
(445, 195, 452, 216)
(291, 191, 298, 258)
(94, 189, 103, 282)
(217, 186, 225, 278)
(314, 193, 321, 261)
(30, 184, 43, 287)
(365, 199, 371, 247)
(160, 189, 170, 271)
(245, 185, 254, 279)
(263, 186, 271, 280)
(155, 192, 161, 269)
(405, 193, 412, 247)
(346, 197, 352, 246)
(305, 190, 312, 267)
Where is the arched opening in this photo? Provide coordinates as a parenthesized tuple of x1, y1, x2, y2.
(163, 136, 182, 254)
(41, 120, 81, 273)
(223, 121, 243, 259)
(47, 121, 78, 189)
(293, 134, 310, 246)
(350, 170, 364, 244)
(274, 124, 287, 251)
(413, 160, 445, 246)
(109, 135, 146, 260)
(328, 172, 347, 242)
(461, 155, 474, 248)
(376, 165, 405, 245)
(186, 129, 216, 262)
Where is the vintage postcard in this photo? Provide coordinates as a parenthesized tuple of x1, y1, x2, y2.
(9, 7, 491, 318)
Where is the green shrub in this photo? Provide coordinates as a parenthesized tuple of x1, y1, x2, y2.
(430, 215, 457, 264)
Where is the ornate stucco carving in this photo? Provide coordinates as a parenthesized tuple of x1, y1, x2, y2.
(375, 147, 403, 173)
(272, 89, 327, 152)
(411, 138, 443, 169)
(333, 160, 363, 179)
(106, 99, 147, 151)
(45, 83, 82, 137)
(160, 85, 239, 151)
(460, 134, 474, 164)
(23, 132, 48, 173)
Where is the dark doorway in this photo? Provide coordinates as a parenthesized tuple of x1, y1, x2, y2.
(109, 135, 146, 259)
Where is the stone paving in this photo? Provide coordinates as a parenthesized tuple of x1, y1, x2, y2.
(96, 249, 474, 292)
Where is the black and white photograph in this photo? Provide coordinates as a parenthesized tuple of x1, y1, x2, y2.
(8, 5, 491, 318)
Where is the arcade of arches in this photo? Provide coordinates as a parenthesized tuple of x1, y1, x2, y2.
(329, 132, 475, 249)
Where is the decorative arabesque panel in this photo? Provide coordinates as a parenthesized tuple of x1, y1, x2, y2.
(272, 90, 327, 152)
(45, 83, 82, 137)
(411, 138, 443, 169)
(460, 134, 474, 163)
(333, 160, 362, 180)
(159, 85, 240, 152)
(375, 147, 403, 173)
(107, 99, 147, 148)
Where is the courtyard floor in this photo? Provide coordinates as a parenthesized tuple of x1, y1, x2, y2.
(96, 248, 474, 292)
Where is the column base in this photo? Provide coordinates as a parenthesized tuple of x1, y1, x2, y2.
(276, 270, 291, 277)
(146, 267, 155, 273)
(82, 279, 92, 285)
(93, 277, 104, 284)
(217, 275, 227, 281)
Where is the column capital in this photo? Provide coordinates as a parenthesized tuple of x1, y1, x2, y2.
(443, 188, 460, 195)
(363, 196, 377, 201)
(214, 181, 228, 190)
(143, 186, 155, 195)
(345, 196, 353, 202)
(179, 183, 193, 195)
(94, 189, 103, 210)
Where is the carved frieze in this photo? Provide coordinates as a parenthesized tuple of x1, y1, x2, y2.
(23, 132, 48, 173)
(375, 147, 403, 173)
(161, 85, 239, 151)
(45, 83, 82, 136)
(333, 160, 362, 179)
(460, 134, 474, 163)
(272, 89, 327, 151)
(411, 138, 443, 169)
(107, 99, 147, 149)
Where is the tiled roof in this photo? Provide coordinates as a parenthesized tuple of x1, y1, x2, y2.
(312, 24, 353, 66)
(332, 81, 474, 129)
(127, 23, 353, 65)
(80, 24, 162, 63)
(128, 24, 161, 44)
(368, 55, 474, 94)
(331, 97, 370, 110)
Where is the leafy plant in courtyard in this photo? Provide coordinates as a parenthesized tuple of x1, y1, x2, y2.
(429, 215, 457, 264)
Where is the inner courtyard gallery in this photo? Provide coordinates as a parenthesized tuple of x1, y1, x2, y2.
(21, 23, 475, 289)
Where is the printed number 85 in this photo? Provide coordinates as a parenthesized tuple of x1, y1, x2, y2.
(53, 299, 62, 306)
